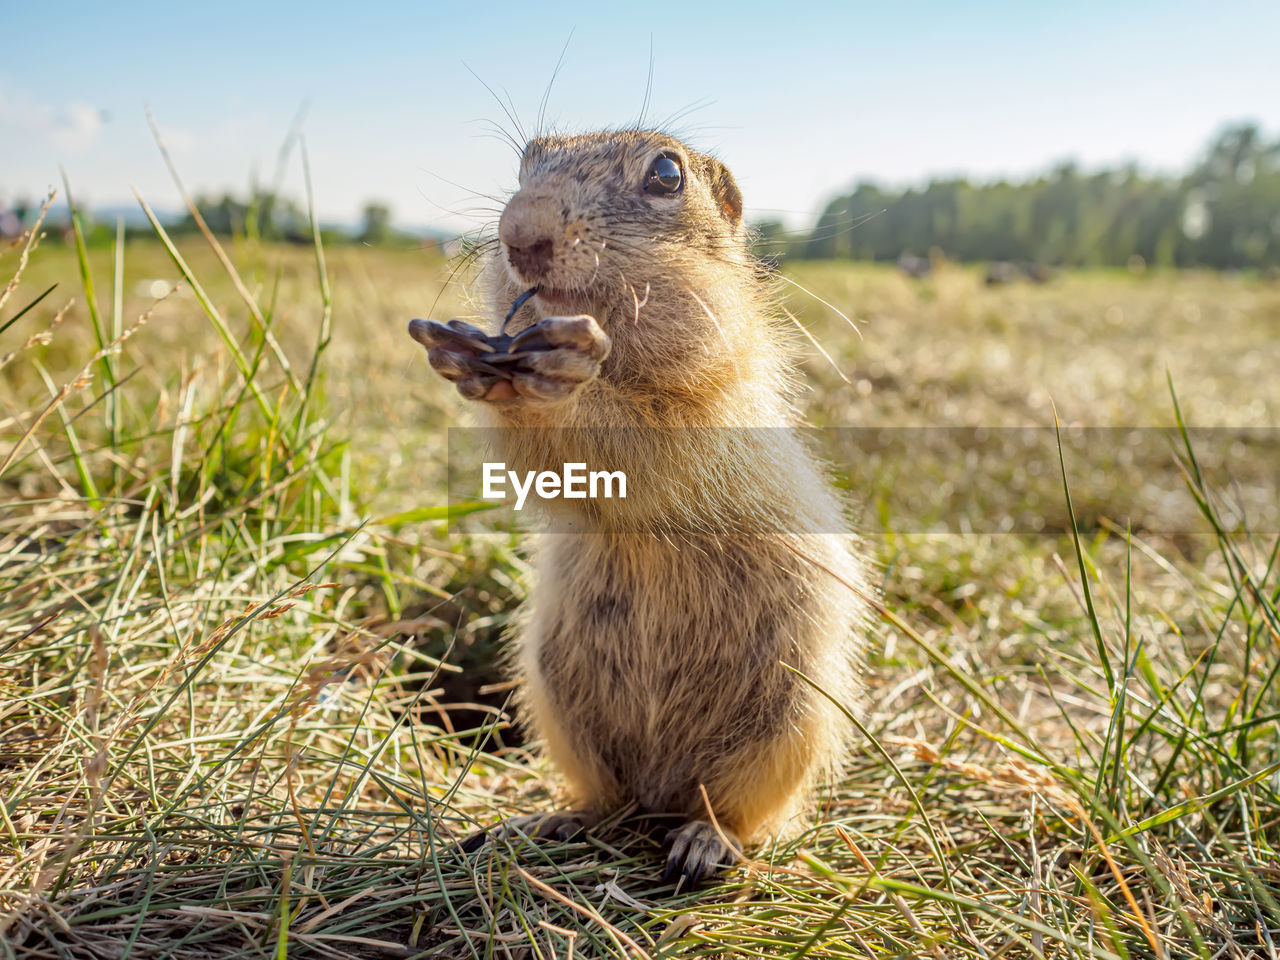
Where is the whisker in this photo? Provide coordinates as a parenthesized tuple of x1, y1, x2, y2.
(445, 207, 507, 221)
(599, 229, 752, 272)
(463, 62, 529, 149)
(466, 118, 525, 160)
(410, 186, 501, 233)
(630, 278, 650, 324)
(781, 307, 851, 384)
(537, 31, 574, 137)
(774, 274, 863, 339)
(591, 233, 665, 265)
(683, 285, 732, 357)
(419, 169, 509, 207)
(653, 97, 715, 136)
(770, 209, 887, 248)
(598, 208, 885, 267)
(425, 233, 502, 317)
(637, 36, 655, 131)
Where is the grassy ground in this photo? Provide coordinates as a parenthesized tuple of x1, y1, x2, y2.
(3, 194, 1280, 959)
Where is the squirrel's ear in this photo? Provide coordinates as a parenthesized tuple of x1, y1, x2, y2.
(701, 156, 743, 230)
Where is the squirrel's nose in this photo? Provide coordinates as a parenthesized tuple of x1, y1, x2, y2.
(499, 191, 559, 281)
(505, 237, 554, 280)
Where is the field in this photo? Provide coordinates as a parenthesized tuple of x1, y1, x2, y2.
(3, 202, 1280, 959)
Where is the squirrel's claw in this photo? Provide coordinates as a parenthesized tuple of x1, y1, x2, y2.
(458, 810, 599, 854)
(508, 314, 610, 360)
(410, 314, 608, 404)
(408, 318, 496, 354)
(663, 821, 741, 889)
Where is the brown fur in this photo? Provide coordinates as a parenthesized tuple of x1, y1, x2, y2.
(442, 130, 870, 846)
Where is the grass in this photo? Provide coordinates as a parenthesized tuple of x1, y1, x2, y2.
(2, 179, 1279, 958)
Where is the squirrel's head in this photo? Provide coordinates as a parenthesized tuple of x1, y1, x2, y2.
(492, 130, 751, 338)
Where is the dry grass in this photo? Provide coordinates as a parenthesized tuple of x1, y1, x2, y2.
(2, 191, 1279, 959)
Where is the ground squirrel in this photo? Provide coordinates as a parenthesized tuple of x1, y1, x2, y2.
(409, 129, 870, 885)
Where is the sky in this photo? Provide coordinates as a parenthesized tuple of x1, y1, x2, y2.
(2, 0, 1278, 232)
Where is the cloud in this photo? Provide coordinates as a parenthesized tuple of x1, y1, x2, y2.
(155, 123, 198, 153)
(49, 102, 105, 151)
(0, 88, 106, 153)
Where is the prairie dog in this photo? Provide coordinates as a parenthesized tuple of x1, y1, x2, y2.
(409, 129, 869, 884)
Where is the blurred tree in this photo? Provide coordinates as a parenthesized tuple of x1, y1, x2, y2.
(177, 192, 309, 242)
(749, 219, 800, 265)
(359, 202, 393, 245)
(804, 124, 1280, 269)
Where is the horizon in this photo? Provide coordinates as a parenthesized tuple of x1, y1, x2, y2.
(3, 0, 1278, 232)
(11, 117, 1265, 238)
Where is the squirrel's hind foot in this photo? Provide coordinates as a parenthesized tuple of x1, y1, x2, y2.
(663, 821, 742, 889)
(457, 809, 600, 854)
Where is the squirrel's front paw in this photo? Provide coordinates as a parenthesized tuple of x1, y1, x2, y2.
(409, 314, 610, 404)
(408, 318, 508, 400)
(504, 314, 610, 402)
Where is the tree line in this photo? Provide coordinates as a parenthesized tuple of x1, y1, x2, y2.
(0, 193, 426, 251)
(7, 123, 1275, 269)
(755, 124, 1280, 269)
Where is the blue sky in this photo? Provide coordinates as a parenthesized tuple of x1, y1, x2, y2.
(2, 0, 1277, 230)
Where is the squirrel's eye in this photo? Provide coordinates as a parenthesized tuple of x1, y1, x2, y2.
(643, 155, 683, 195)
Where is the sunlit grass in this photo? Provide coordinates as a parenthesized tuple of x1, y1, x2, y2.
(2, 182, 1279, 957)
